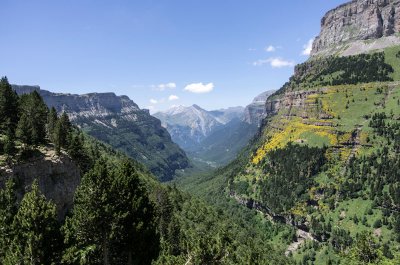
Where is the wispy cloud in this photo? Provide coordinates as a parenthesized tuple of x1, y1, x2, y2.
(248, 48, 256, 52)
(265, 45, 276, 52)
(302, 39, 314, 56)
(184, 82, 214, 93)
(150, 99, 158, 104)
(152, 82, 176, 91)
(253, 58, 295, 68)
(168, 95, 179, 101)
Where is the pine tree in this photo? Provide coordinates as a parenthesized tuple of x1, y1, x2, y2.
(62, 161, 115, 264)
(67, 132, 91, 172)
(0, 178, 18, 261)
(3, 122, 16, 155)
(54, 112, 71, 154)
(63, 160, 159, 264)
(16, 112, 33, 145)
(112, 159, 160, 264)
(0, 77, 19, 133)
(18, 91, 48, 146)
(4, 180, 61, 264)
(47, 107, 58, 142)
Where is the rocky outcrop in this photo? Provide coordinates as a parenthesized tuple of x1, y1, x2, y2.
(12, 85, 190, 182)
(243, 90, 275, 126)
(312, 0, 400, 56)
(0, 148, 81, 219)
(264, 89, 328, 117)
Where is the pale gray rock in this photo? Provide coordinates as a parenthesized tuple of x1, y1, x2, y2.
(0, 148, 81, 219)
(312, 0, 400, 56)
(243, 90, 275, 126)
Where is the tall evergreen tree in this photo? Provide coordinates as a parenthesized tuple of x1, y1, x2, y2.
(16, 112, 33, 145)
(0, 77, 19, 133)
(112, 160, 160, 264)
(67, 132, 91, 173)
(4, 180, 61, 264)
(3, 121, 16, 155)
(18, 91, 48, 145)
(0, 178, 18, 261)
(54, 112, 72, 154)
(63, 160, 159, 265)
(62, 161, 115, 264)
(47, 107, 58, 142)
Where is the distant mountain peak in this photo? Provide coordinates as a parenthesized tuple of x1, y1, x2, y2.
(153, 103, 245, 149)
(191, 104, 203, 110)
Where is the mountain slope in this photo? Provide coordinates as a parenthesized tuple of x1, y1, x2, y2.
(189, 118, 258, 166)
(177, 1, 400, 264)
(12, 85, 189, 181)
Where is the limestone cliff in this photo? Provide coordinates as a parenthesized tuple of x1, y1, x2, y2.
(312, 0, 400, 56)
(243, 90, 275, 126)
(0, 148, 81, 219)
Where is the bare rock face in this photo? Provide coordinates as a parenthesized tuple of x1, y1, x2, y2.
(312, 0, 400, 56)
(243, 90, 275, 126)
(0, 148, 81, 219)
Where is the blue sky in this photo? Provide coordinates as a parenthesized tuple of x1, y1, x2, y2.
(1, 0, 347, 113)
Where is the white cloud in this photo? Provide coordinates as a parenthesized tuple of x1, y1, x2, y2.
(150, 99, 158, 104)
(184, 82, 214, 94)
(168, 95, 179, 101)
(152, 82, 176, 91)
(253, 58, 295, 68)
(302, 38, 314, 56)
(265, 45, 276, 52)
(248, 48, 256, 52)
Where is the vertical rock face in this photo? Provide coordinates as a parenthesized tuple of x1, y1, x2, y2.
(312, 0, 400, 55)
(243, 90, 276, 126)
(0, 149, 81, 219)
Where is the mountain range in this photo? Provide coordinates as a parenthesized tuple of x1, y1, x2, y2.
(154, 91, 274, 166)
(12, 85, 189, 181)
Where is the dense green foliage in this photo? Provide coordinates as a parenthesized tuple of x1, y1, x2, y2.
(63, 160, 160, 265)
(275, 52, 394, 95)
(0, 179, 62, 264)
(259, 143, 327, 213)
(155, 185, 291, 265)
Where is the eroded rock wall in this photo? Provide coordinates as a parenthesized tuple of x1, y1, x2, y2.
(312, 0, 400, 56)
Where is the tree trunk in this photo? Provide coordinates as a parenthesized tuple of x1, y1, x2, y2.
(102, 239, 110, 265)
(128, 251, 133, 265)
